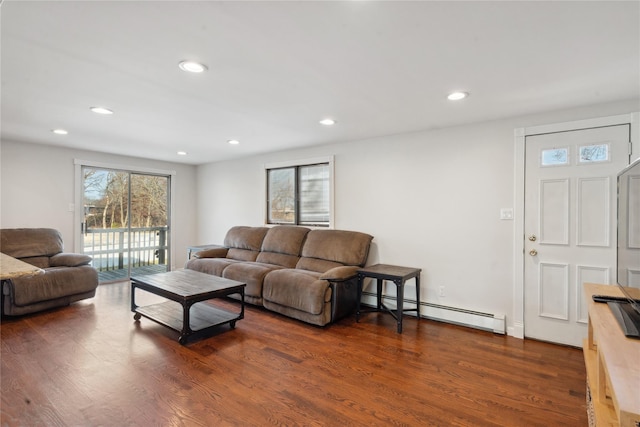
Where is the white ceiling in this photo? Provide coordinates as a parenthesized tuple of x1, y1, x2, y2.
(2, 1, 639, 165)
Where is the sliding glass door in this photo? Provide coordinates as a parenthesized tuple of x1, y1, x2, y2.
(81, 167, 170, 283)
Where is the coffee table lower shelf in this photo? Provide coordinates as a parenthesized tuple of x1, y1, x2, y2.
(134, 301, 241, 344)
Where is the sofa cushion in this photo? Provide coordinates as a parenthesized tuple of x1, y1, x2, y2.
(222, 262, 283, 299)
(18, 256, 51, 269)
(256, 252, 300, 268)
(185, 258, 240, 277)
(263, 269, 330, 315)
(0, 228, 64, 258)
(255, 226, 310, 267)
(226, 248, 260, 262)
(10, 265, 98, 306)
(224, 226, 269, 251)
(301, 230, 373, 267)
(261, 226, 310, 255)
(295, 257, 342, 273)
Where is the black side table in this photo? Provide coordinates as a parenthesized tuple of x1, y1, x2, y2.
(356, 264, 422, 333)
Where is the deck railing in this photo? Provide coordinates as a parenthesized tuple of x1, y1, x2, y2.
(83, 227, 168, 272)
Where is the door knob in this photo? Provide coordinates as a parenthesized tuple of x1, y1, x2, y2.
(529, 249, 538, 256)
(528, 235, 537, 242)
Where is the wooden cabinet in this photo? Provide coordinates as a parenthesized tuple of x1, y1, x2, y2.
(583, 283, 640, 427)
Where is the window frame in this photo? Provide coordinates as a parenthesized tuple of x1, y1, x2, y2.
(264, 156, 334, 228)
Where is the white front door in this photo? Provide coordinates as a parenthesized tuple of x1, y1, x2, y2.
(524, 125, 630, 346)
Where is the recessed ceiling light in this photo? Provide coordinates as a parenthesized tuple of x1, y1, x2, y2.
(178, 61, 208, 73)
(319, 118, 336, 126)
(227, 139, 240, 145)
(52, 129, 68, 135)
(177, 151, 188, 156)
(90, 106, 114, 115)
(447, 91, 469, 101)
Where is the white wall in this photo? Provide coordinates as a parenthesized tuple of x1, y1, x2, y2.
(0, 140, 198, 269)
(2, 100, 636, 333)
(195, 99, 640, 334)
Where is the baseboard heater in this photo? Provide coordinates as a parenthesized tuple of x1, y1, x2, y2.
(360, 291, 506, 334)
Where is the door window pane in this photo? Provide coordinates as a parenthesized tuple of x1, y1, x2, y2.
(541, 148, 569, 166)
(130, 174, 169, 270)
(579, 144, 609, 163)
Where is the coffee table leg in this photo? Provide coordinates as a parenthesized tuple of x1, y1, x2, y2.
(179, 301, 194, 345)
(239, 288, 245, 320)
(131, 281, 140, 320)
(230, 289, 245, 329)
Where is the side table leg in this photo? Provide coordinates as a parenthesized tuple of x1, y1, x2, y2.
(356, 274, 363, 322)
(415, 275, 421, 320)
(0, 280, 6, 317)
(396, 279, 404, 333)
(376, 278, 383, 309)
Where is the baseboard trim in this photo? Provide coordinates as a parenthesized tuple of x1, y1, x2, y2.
(361, 291, 506, 334)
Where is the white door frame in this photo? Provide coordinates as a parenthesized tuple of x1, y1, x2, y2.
(512, 112, 639, 339)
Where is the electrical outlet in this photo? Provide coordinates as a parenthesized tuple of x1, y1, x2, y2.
(438, 286, 445, 297)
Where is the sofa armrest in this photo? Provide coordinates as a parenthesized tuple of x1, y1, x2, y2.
(319, 266, 358, 282)
(327, 276, 359, 322)
(49, 253, 93, 267)
(193, 247, 229, 259)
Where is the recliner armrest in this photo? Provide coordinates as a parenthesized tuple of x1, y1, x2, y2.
(50, 253, 93, 267)
(193, 247, 228, 259)
(319, 266, 358, 282)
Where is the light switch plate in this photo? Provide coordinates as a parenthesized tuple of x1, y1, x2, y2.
(500, 208, 513, 220)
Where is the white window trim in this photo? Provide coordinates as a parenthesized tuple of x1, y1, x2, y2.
(263, 155, 335, 229)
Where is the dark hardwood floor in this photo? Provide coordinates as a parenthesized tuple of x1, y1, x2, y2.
(1, 281, 588, 426)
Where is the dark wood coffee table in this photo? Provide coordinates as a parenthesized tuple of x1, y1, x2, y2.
(131, 269, 246, 345)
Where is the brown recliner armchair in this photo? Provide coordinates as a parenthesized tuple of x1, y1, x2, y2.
(0, 228, 99, 316)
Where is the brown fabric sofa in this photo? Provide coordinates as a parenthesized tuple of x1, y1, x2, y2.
(0, 228, 99, 316)
(185, 225, 373, 326)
